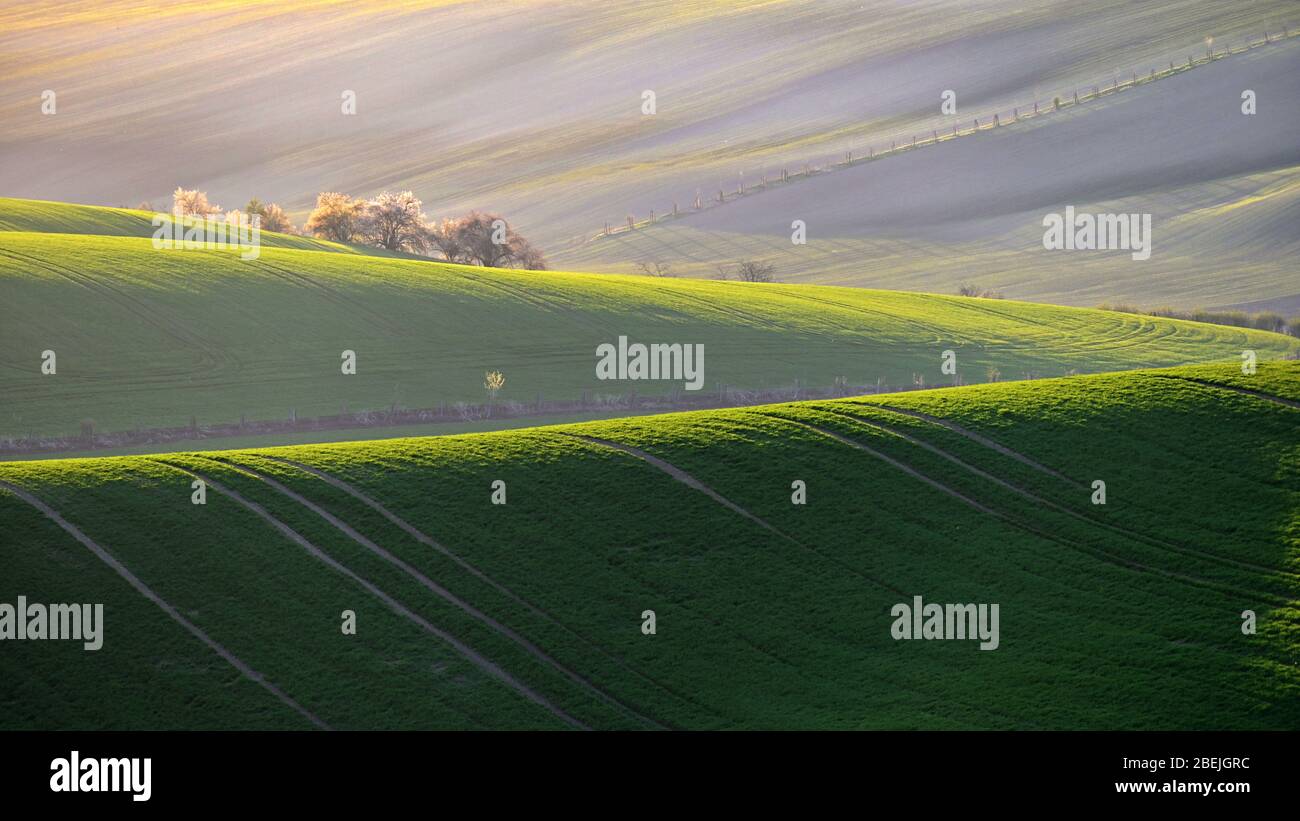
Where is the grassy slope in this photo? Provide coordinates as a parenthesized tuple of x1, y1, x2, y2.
(1, 362, 1295, 729)
(2, 222, 1296, 440)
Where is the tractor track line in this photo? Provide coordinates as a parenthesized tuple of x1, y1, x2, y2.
(817, 406, 1300, 584)
(779, 420, 1289, 608)
(0, 247, 216, 352)
(560, 433, 1045, 728)
(561, 433, 906, 597)
(861, 402, 1084, 487)
(155, 462, 587, 730)
(267, 448, 1024, 728)
(252, 454, 717, 726)
(201, 455, 664, 730)
(0, 479, 330, 730)
(1148, 375, 1300, 410)
(254, 259, 408, 336)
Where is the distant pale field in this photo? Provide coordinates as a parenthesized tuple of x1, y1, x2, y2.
(2, 0, 1294, 254)
(557, 37, 1300, 310)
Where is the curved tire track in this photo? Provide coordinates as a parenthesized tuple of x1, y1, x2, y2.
(863, 401, 1084, 486)
(816, 406, 1300, 584)
(252, 454, 726, 726)
(776, 418, 1289, 607)
(560, 433, 1045, 728)
(1149, 374, 1300, 410)
(562, 433, 904, 596)
(201, 455, 663, 730)
(0, 479, 329, 730)
(154, 462, 587, 730)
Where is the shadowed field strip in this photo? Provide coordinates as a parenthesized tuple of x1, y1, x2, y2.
(155, 461, 588, 730)
(0, 478, 330, 730)
(194, 454, 664, 729)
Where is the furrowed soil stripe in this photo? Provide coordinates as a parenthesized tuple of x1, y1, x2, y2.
(863, 401, 1084, 487)
(249, 455, 732, 727)
(816, 406, 1299, 584)
(155, 462, 587, 729)
(205, 455, 664, 729)
(561, 433, 905, 597)
(0, 479, 330, 730)
(782, 420, 1288, 609)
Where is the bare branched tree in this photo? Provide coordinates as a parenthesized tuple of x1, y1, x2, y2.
(735, 260, 776, 282)
(958, 282, 1004, 299)
(427, 211, 546, 269)
(635, 261, 674, 277)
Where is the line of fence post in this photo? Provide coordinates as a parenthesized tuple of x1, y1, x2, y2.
(599, 25, 1296, 239)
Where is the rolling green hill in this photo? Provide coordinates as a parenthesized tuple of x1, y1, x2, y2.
(1, 362, 1295, 729)
(3, 203, 1296, 448)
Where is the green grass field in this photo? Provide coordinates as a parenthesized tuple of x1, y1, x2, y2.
(3, 199, 1296, 446)
(1, 362, 1295, 729)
